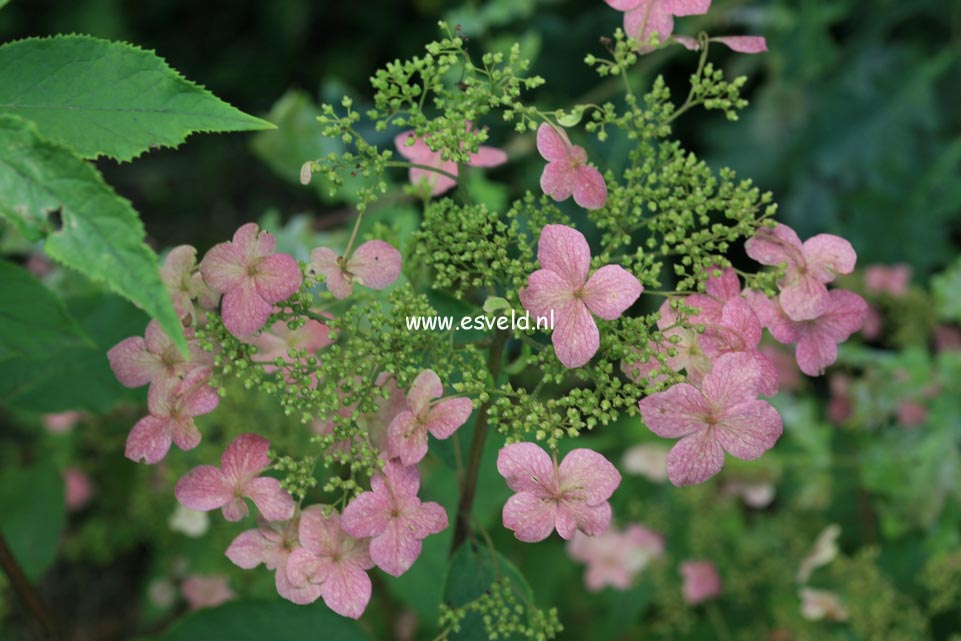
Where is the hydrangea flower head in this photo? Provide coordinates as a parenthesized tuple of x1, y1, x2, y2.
(394, 125, 507, 196)
(341, 461, 448, 576)
(520, 224, 643, 368)
(310, 240, 402, 299)
(386, 369, 474, 465)
(567, 524, 664, 591)
(605, 0, 711, 51)
(200, 223, 303, 337)
(536, 124, 608, 210)
(160, 245, 220, 321)
(497, 442, 621, 542)
(175, 433, 295, 522)
(638, 352, 783, 486)
(226, 518, 322, 605)
(680, 560, 722, 604)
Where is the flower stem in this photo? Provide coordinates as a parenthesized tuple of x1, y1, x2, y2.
(0, 532, 59, 640)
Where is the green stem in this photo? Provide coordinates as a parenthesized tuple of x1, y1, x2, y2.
(384, 161, 460, 184)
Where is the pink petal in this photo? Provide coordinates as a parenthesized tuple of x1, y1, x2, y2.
(573, 165, 608, 210)
(394, 131, 432, 162)
(553, 299, 600, 369)
(681, 561, 721, 604)
(199, 242, 246, 293)
(604, 0, 646, 10)
(540, 161, 576, 203)
(779, 275, 831, 322)
(468, 146, 508, 168)
(537, 225, 591, 289)
(407, 369, 443, 415)
(558, 449, 622, 504)
(666, 430, 725, 486)
(170, 417, 202, 451)
(662, 0, 711, 16)
(700, 352, 766, 408)
(298, 506, 342, 555)
(221, 279, 273, 337)
(380, 460, 421, 500)
(386, 411, 429, 466)
(816, 290, 868, 341)
(496, 442, 556, 495)
(673, 35, 700, 50)
(803, 234, 857, 283)
(107, 336, 161, 388)
(408, 501, 448, 538)
(160, 245, 197, 285)
(221, 433, 271, 485)
(180, 378, 220, 417)
(233, 223, 276, 260)
(638, 382, 708, 438)
(744, 223, 804, 268)
(348, 240, 402, 290)
(706, 267, 742, 301)
(582, 265, 643, 319)
(225, 529, 274, 569)
(536, 123, 572, 163)
(311, 247, 353, 299)
(519, 269, 575, 320)
(555, 500, 612, 539)
(254, 253, 302, 304)
(125, 415, 172, 464)
(342, 492, 391, 538)
(712, 36, 767, 53)
(370, 520, 422, 576)
(222, 499, 249, 521)
(286, 547, 323, 587)
(175, 465, 231, 512)
(275, 558, 323, 605)
(321, 563, 372, 619)
(625, 3, 674, 44)
(244, 477, 295, 521)
(425, 397, 473, 439)
(715, 400, 783, 460)
(502, 492, 558, 542)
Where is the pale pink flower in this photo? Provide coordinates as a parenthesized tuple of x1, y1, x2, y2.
(722, 480, 776, 508)
(799, 588, 849, 622)
(796, 524, 840, 583)
(864, 263, 911, 297)
(536, 124, 608, 210)
(760, 343, 802, 392)
(680, 561, 721, 604)
(286, 506, 375, 619)
(248, 318, 332, 373)
(621, 443, 670, 483)
(386, 369, 473, 465)
(108, 321, 213, 392)
(826, 373, 853, 424)
(520, 224, 642, 368)
(125, 369, 220, 464)
(341, 461, 448, 576)
(200, 223, 303, 337)
(861, 305, 883, 340)
(43, 411, 82, 434)
(896, 400, 927, 427)
(310, 240, 402, 300)
(226, 518, 323, 605)
(497, 443, 621, 542)
(638, 352, 783, 486)
(745, 223, 857, 321)
(673, 34, 768, 53)
(175, 433, 295, 522)
(160, 245, 220, 321)
(567, 524, 664, 591)
(181, 574, 235, 610)
(394, 125, 507, 196)
(63, 468, 93, 511)
(605, 0, 711, 51)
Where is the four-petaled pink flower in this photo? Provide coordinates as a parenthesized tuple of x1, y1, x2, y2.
(394, 125, 507, 196)
(864, 263, 911, 297)
(108, 321, 213, 393)
(248, 318, 332, 373)
(497, 442, 621, 542)
(310, 240, 402, 300)
(681, 560, 722, 604)
(536, 124, 608, 210)
(226, 518, 322, 605)
(638, 352, 783, 486)
(200, 223, 303, 337)
(174, 433, 295, 522)
(386, 369, 473, 465)
(125, 369, 220, 464)
(745, 223, 856, 321)
(180, 574, 235, 611)
(341, 461, 448, 577)
(520, 224, 643, 368)
(567, 524, 664, 591)
(604, 0, 710, 51)
(286, 506, 375, 619)
(160, 245, 220, 322)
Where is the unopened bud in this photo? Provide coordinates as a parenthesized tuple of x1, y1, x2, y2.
(299, 161, 313, 185)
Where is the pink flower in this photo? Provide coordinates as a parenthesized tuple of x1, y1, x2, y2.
(125, 369, 220, 464)
(309, 240, 402, 300)
(935, 324, 961, 353)
(248, 318, 332, 373)
(864, 263, 911, 297)
(386, 369, 473, 465)
(175, 433, 295, 522)
(621, 443, 670, 483)
(43, 411, 82, 435)
(605, 0, 710, 50)
(394, 126, 507, 196)
(181, 574, 235, 610)
(497, 443, 621, 542)
(341, 461, 448, 576)
(567, 524, 664, 591)
(680, 561, 721, 604)
(745, 223, 857, 321)
(536, 124, 608, 210)
(108, 321, 213, 392)
(826, 373, 853, 424)
(520, 224, 643, 368)
(226, 518, 322, 605)
(63, 468, 93, 511)
(673, 35, 768, 54)
(160, 245, 220, 321)
(760, 343, 802, 392)
(896, 400, 927, 427)
(286, 506, 375, 619)
(200, 223, 303, 337)
(749, 289, 867, 376)
(638, 352, 783, 486)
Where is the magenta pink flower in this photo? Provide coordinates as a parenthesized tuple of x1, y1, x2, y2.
(605, 0, 710, 50)
(310, 240, 402, 300)
(63, 468, 94, 511)
(673, 34, 768, 53)
(341, 461, 447, 576)
(497, 443, 621, 542)
(180, 574, 235, 611)
(520, 224, 643, 368)
(200, 223, 303, 337)
(248, 318, 332, 373)
(567, 524, 664, 591)
(864, 263, 911, 297)
(108, 321, 213, 392)
(175, 433, 295, 522)
(226, 518, 322, 605)
(749, 289, 867, 376)
(681, 560, 722, 604)
(125, 369, 220, 464)
(638, 352, 783, 486)
(160, 245, 220, 321)
(394, 126, 507, 196)
(536, 124, 608, 210)
(745, 223, 857, 321)
(386, 369, 473, 465)
(286, 506, 375, 619)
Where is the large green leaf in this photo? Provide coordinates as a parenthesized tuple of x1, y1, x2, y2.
(0, 35, 274, 162)
(0, 259, 91, 361)
(0, 115, 185, 353)
(0, 461, 65, 582)
(149, 600, 371, 641)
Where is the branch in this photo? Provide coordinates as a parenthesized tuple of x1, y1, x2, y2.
(0, 532, 59, 640)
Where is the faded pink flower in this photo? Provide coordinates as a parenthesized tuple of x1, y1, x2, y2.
(605, 0, 711, 50)
(638, 352, 783, 486)
(800, 588, 849, 622)
(108, 321, 213, 392)
(567, 524, 664, 591)
(621, 443, 670, 483)
(536, 124, 608, 209)
(43, 411, 82, 435)
(226, 518, 322, 605)
(200, 223, 302, 337)
(181, 574, 235, 610)
(520, 225, 643, 368)
(310, 240, 402, 300)
(681, 560, 721, 604)
(63, 468, 93, 511)
(723, 480, 776, 508)
(861, 305, 883, 340)
(896, 400, 927, 428)
(160, 245, 220, 321)
(248, 318, 332, 373)
(394, 125, 507, 196)
(826, 373, 853, 424)
(864, 263, 911, 297)
(125, 369, 220, 464)
(497, 443, 621, 542)
(674, 34, 768, 53)
(341, 461, 447, 576)
(175, 433, 295, 522)
(760, 343, 802, 392)
(935, 324, 961, 353)
(386, 369, 473, 465)
(286, 506, 375, 619)
(745, 223, 856, 321)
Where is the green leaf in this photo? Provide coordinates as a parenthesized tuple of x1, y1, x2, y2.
(0, 115, 185, 353)
(0, 35, 274, 162)
(0, 462, 65, 582)
(0, 260, 92, 361)
(150, 600, 372, 641)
